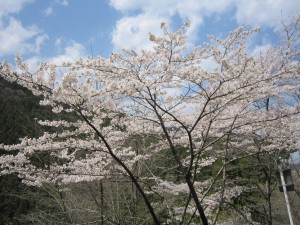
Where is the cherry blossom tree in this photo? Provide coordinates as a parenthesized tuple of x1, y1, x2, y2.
(1, 17, 300, 224)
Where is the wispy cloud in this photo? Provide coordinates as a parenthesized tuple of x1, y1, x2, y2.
(43, 0, 70, 18)
(43, 7, 53, 17)
(25, 40, 86, 72)
(0, 0, 34, 19)
(55, 0, 69, 6)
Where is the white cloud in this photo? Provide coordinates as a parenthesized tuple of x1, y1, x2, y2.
(42, 0, 69, 18)
(0, 0, 34, 19)
(0, 17, 47, 56)
(109, 0, 300, 51)
(55, 38, 62, 48)
(43, 7, 53, 17)
(109, 0, 142, 12)
(109, 0, 178, 14)
(234, 0, 300, 29)
(109, 0, 235, 50)
(24, 41, 85, 73)
(176, 0, 234, 17)
(49, 41, 85, 65)
(34, 34, 49, 53)
(0, 0, 48, 58)
(201, 58, 219, 72)
(112, 13, 167, 50)
(55, 0, 68, 6)
(26, 55, 42, 72)
(251, 43, 273, 57)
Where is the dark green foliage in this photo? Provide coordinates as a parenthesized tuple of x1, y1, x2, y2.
(0, 78, 52, 145)
(0, 78, 67, 224)
(0, 175, 35, 225)
(0, 78, 38, 224)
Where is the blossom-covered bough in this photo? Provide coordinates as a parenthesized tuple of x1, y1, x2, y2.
(1, 17, 300, 224)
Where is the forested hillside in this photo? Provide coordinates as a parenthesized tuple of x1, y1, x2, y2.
(0, 78, 68, 224)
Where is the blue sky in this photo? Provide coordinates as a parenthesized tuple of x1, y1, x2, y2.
(0, 0, 299, 70)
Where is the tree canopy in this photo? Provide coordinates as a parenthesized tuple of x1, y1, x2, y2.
(0, 17, 300, 224)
